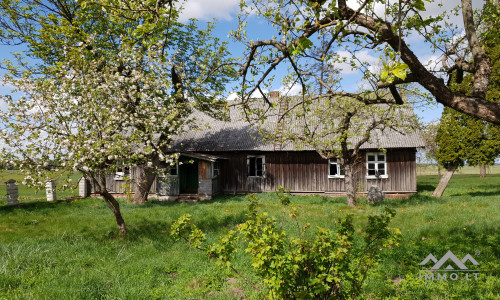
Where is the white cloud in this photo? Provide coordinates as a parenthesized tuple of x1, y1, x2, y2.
(251, 88, 268, 98)
(225, 88, 270, 100)
(423, 54, 442, 72)
(227, 92, 238, 101)
(178, 0, 240, 22)
(349, 0, 482, 28)
(278, 83, 301, 96)
(332, 50, 380, 75)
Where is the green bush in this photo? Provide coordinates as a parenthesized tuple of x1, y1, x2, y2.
(171, 191, 400, 299)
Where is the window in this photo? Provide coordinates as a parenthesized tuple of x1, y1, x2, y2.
(248, 155, 265, 177)
(114, 165, 130, 180)
(213, 162, 220, 177)
(366, 152, 387, 178)
(328, 158, 345, 178)
(169, 164, 178, 176)
(157, 164, 178, 178)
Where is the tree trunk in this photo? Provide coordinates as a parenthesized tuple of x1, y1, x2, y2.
(432, 164, 459, 197)
(480, 164, 486, 178)
(93, 171, 127, 234)
(133, 164, 157, 204)
(344, 163, 357, 207)
(133, 155, 161, 204)
(102, 190, 127, 234)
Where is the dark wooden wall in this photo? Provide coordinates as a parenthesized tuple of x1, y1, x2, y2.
(211, 149, 417, 194)
(93, 149, 417, 195)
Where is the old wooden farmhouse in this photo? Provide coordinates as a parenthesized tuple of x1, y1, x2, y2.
(95, 101, 424, 199)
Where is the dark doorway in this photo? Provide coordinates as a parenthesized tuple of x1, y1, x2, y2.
(179, 161, 198, 194)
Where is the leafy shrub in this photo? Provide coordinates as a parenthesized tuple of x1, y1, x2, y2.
(171, 192, 400, 299)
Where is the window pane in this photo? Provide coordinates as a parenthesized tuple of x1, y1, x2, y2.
(368, 169, 376, 176)
(256, 162, 263, 173)
(170, 166, 177, 176)
(378, 163, 385, 170)
(368, 163, 375, 170)
(367, 155, 375, 161)
(249, 157, 256, 176)
(378, 154, 385, 161)
(330, 163, 337, 176)
(213, 162, 220, 177)
(378, 169, 385, 175)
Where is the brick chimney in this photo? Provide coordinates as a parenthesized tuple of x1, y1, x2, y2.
(269, 91, 279, 100)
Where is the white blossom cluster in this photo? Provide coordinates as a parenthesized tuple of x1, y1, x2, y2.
(0, 0, 234, 188)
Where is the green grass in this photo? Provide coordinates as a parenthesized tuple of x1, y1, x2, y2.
(0, 171, 499, 299)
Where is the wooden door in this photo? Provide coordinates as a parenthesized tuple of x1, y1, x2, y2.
(180, 162, 199, 194)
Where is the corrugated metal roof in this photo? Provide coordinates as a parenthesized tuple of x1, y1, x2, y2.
(170, 102, 425, 152)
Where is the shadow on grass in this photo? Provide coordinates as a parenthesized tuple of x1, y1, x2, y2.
(417, 184, 436, 193)
(371, 193, 446, 208)
(191, 194, 249, 205)
(295, 195, 348, 205)
(130, 194, 249, 209)
(0, 199, 81, 213)
(99, 208, 249, 244)
(452, 188, 500, 198)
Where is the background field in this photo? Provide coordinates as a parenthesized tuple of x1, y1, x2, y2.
(1, 170, 499, 299)
(416, 164, 500, 175)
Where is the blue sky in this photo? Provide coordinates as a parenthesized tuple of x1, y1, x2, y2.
(1, 0, 477, 124)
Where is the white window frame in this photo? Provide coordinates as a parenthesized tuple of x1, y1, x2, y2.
(158, 164, 178, 178)
(212, 162, 220, 177)
(169, 164, 179, 177)
(247, 155, 265, 177)
(114, 164, 130, 181)
(366, 152, 388, 179)
(328, 158, 345, 178)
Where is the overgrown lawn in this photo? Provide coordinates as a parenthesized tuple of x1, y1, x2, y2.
(0, 171, 499, 299)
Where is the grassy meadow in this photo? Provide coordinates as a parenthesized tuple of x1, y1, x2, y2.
(0, 169, 499, 299)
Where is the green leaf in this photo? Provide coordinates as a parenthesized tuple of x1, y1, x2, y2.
(291, 37, 313, 55)
(414, 0, 426, 11)
(392, 67, 407, 80)
(395, 62, 409, 70)
(380, 70, 389, 82)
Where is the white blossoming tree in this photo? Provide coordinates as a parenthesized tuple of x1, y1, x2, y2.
(0, 0, 235, 233)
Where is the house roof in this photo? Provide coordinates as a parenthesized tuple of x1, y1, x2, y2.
(170, 100, 425, 152)
(180, 152, 227, 162)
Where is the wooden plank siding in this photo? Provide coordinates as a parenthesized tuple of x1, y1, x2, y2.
(93, 148, 417, 195)
(99, 167, 158, 194)
(210, 149, 417, 194)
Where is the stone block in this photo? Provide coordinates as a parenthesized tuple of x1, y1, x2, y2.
(4, 179, 19, 206)
(366, 185, 385, 204)
(46, 180, 57, 202)
(78, 177, 89, 198)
